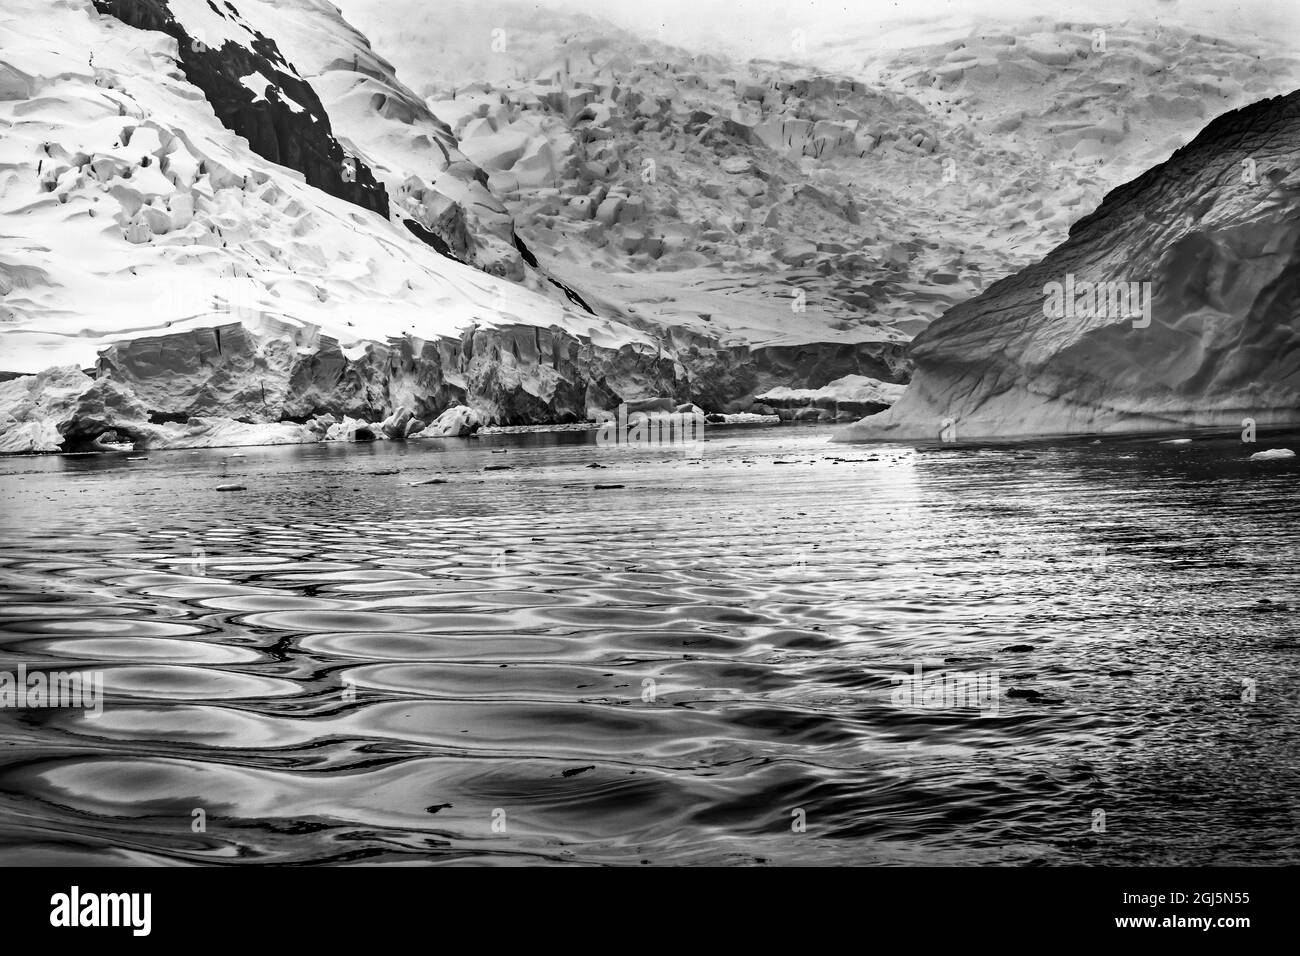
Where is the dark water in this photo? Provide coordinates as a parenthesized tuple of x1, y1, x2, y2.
(0, 425, 1296, 865)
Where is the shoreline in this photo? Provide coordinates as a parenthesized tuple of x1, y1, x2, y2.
(0, 414, 787, 457)
(7, 420, 1297, 458)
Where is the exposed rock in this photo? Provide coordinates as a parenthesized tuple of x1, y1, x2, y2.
(91, 0, 391, 222)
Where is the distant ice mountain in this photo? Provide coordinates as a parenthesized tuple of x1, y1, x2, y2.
(339, 0, 1297, 335)
(837, 91, 1300, 441)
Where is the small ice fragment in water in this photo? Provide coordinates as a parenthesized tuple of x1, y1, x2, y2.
(1250, 448, 1295, 460)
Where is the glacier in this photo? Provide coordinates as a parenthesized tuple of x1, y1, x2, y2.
(837, 90, 1300, 442)
(1, 0, 1296, 452)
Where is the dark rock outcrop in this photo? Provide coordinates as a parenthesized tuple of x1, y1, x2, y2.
(93, 0, 390, 221)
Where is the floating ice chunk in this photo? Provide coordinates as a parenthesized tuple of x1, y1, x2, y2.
(1250, 448, 1296, 461)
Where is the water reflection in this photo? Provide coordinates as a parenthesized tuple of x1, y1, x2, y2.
(0, 427, 1296, 864)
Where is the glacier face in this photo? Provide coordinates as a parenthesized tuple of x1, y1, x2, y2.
(0, 0, 906, 452)
(838, 91, 1300, 442)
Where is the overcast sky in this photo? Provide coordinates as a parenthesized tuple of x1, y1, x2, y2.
(540, 0, 1299, 60)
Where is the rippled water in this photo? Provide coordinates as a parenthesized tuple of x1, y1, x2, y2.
(0, 426, 1297, 865)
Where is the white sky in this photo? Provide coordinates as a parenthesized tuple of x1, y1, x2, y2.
(542, 0, 1300, 60)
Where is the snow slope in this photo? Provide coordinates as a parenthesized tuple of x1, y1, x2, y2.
(0, 0, 910, 453)
(337, 0, 1298, 347)
(0, 0, 634, 373)
(0, 0, 716, 449)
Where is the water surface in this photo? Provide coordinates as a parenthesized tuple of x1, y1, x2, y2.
(0, 426, 1296, 865)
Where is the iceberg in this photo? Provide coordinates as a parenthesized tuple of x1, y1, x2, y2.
(838, 92, 1300, 442)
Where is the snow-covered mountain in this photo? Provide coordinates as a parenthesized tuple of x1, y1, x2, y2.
(0, 0, 1295, 451)
(1, 0, 581, 370)
(339, 0, 1297, 337)
(0, 0, 907, 452)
